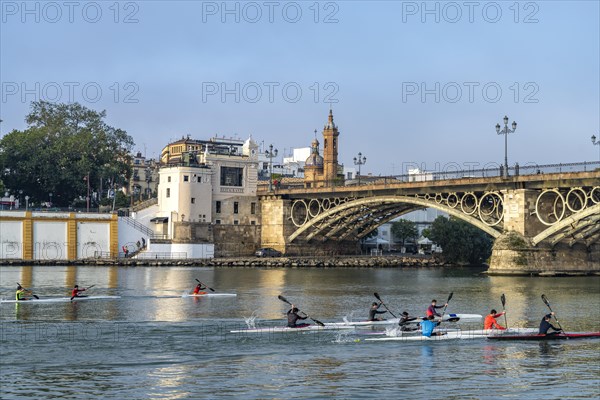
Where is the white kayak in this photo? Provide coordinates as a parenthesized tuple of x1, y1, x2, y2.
(363, 327, 538, 342)
(326, 313, 483, 327)
(0, 295, 121, 304)
(364, 331, 488, 342)
(230, 324, 356, 334)
(182, 293, 237, 298)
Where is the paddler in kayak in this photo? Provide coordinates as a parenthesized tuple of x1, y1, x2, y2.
(369, 302, 387, 321)
(421, 315, 442, 337)
(426, 299, 447, 318)
(539, 312, 562, 335)
(15, 284, 31, 301)
(484, 309, 506, 330)
(193, 283, 207, 295)
(399, 311, 419, 331)
(287, 305, 308, 328)
(71, 285, 87, 298)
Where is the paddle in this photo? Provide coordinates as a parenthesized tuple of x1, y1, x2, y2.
(501, 293, 509, 329)
(195, 279, 215, 292)
(438, 292, 454, 322)
(17, 282, 39, 300)
(373, 292, 398, 318)
(541, 294, 564, 331)
(70, 285, 95, 301)
(277, 295, 325, 327)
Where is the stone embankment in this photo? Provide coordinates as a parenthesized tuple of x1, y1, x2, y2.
(0, 256, 447, 268)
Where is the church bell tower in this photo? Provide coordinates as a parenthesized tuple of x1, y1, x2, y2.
(322, 109, 339, 183)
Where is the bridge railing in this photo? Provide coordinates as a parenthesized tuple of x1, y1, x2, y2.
(260, 161, 600, 190)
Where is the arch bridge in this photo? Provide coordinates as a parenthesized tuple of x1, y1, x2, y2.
(259, 165, 600, 274)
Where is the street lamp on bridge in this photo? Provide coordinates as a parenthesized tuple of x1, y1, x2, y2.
(265, 144, 278, 192)
(495, 115, 517, 178)
(353, 152, 367, 185)
(592, 134, 600, 162)
(25, 196, 29, 211)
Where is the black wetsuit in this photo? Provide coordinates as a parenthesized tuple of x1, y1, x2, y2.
(368, 305, 387, 321)
(539, 314, 561, 335)
(399, 316, 419, 331)
(287, 310, 308, 327)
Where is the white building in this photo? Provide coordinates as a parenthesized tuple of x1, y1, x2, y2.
(155, 137, 259, 237)
(408, 168, 434, 182)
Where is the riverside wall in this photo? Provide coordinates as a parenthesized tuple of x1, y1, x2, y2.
(0, 255, 448, 268)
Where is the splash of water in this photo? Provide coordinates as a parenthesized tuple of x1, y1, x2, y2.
(244, 311, 258, 329)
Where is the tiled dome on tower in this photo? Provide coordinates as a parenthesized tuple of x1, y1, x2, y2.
(305, 138, 324, 167)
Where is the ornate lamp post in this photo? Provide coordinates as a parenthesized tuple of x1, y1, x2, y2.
(265, 144, 278, 192)
(353, 152, 367, 185)
(49, 193, 53, 208)
(495, 115, 517, 178)
(592, 135, 600, 162)
(25, 196, 29, 211)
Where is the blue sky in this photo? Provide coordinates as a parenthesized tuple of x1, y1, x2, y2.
(1, 0, 599, 174)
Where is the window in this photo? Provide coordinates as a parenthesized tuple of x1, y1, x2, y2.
(168, 176, 171, 182)
(166, 188, 171, 198)
(215, 219, 221, 224)
(183, 175, 189, 182)
(234, 202, 239, 214)
(250, 220, 256, 225)
(220, 166, 243, 187)
(234, 220, 239, 225)
(216, 201, 221, 213)
(191, 198, 195, 204)
(250, 202, 256, 215)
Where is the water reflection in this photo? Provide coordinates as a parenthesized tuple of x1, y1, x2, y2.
(1, 266, 599, 331)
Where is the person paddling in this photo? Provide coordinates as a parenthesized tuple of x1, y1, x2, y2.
(369, 302, 387, 321)
(193, 283, 207, 295)
(426, 299, 447, 318)
(71, 285, 87, 299)
(287, 305, 308, 328)
(15, 284, 31, 301)
(399, 311, 419, 331)
(539, 312, 562, 335)
(484, 309, 506, 330)
(421, 315, 442, 337)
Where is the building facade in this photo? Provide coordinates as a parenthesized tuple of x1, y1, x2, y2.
(151, 136, 261, 256)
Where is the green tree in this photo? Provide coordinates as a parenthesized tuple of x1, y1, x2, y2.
(391, 219, 418, 248)
(424, 216, 493, 264)
(0, 101, 134, 207)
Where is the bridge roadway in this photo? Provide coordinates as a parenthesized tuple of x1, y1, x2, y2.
(258, 167, 599, 275)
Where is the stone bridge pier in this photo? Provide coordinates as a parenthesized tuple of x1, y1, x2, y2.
(260, 196, 360, 256)
(489, 189, 600, 275)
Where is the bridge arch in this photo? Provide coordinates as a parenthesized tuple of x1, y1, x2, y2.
(531, 203, 600, 246)
(288, 195, 502, 243)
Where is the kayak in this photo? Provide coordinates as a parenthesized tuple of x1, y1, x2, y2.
(326, 313, 483, 327)
(488, 332, 600, 341)
(182, 293, 237, 298)
(409, 313, 483, 323)
(230, 324, 355, 334)
(0, 296, 121, 304)
(356, 327, 538, 337)
(364, 330, 489, 342)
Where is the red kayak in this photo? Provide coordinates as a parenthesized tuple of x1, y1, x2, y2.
(488, 332, 600, 341)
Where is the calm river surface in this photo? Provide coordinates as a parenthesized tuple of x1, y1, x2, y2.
(1, 265, 599, 399)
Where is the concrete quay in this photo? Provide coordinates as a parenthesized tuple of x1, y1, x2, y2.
(0, 255, 448, 268)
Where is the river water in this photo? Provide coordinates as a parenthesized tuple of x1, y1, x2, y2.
(0, 265, 599, 399)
